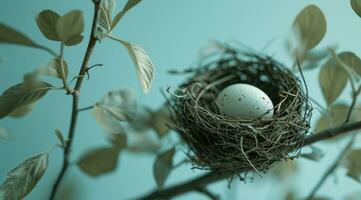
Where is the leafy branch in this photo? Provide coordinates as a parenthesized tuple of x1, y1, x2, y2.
(48, 1, 102, 199)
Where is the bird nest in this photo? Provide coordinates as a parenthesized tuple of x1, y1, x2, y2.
(168, 46, 312, 176)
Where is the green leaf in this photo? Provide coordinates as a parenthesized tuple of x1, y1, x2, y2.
(153, 148, 175, 188)
(342, 149, 361, 183)
(97, 88, 137, 121)
(97, 0, 116, 39)
(293, 5, 326, 51)
(56, 10, 84, 46)
(337, 51, 361, 76)
(54, 129, 66, 148)
(0, 126, 9, 139)
(315, 104, 361, 141)
(111, 133, 127, 149)
(351, 0, 361, 17)
(0, 23, 38, 47)
(8, 103, 36, 118)
(111, 0, 142, 30)
(36, 58, 68, 80)
(151, 106, 173, 138)
(64, 35, 83, 46)
(319, 57, 348, 105)
(0, 153, 48, 200)
(36, 10, 61, 41)
(111, 37, 154, 93)
(77, 147, 119, 177)
(0, 81, 54, 119)
(92, 104, 126, 134)
(270, 160, 298, 181)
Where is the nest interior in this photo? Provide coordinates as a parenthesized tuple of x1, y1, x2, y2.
(170, 47, 312, 176)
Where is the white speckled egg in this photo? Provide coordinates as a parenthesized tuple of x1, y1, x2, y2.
(216, 83, 274, 119)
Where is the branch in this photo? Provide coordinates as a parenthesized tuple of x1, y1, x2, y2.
(131, 171, 227, 200)
(196, 187, 220, 200)
(48, 1, 101, 200)
(78, 105, 94, 112)
(303, 120, 361, 146)
(305, 135, 355, 200)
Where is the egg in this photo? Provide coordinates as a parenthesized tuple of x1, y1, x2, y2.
(215, 83, 274, 119)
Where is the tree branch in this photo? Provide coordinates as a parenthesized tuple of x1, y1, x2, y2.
(131, 119, 361, 200)
(305, 135, 355, 200)
(196, 187, 220, 200)
(48, 1, 101, 200)
(131, 171, 227, 200)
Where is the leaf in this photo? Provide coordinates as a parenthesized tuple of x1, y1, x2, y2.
(319, 56, 348, 105)
(0, 153, 48, 200)
(351, 0, 361, 17)
(0, 127, 9, 139)
(127, 134, 160, 154)
(337, 51, 361, 76)
(56, 10, 84, 46)
(112, 37, 154, 93)
(8, 103, 36, 118)
(151, 106, 173, 137)
(92, 104, 126, 135)
(97, 88, 137, 121)
(36, 10, 61, 41)
(0, 23, 38, 47)
(0, 81, 54, 119)
(111, 133, 127, 149)
(77, 147, 119, 177)
(54, 129, 66, 148)
(342, 149, 361, 182)
(97, 0, 116, 39)
(270, 160, 298, 181)
(36, 58, 68, 80)
(293, 5, 327, 51)
(111, 0, 142, 30)
(153, 148, 175, 188)
(315, 104, 349, 132)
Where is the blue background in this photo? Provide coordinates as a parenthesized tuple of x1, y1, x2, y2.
(1, 0, 361, 199)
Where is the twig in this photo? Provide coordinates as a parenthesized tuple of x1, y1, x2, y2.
(196, 187, 220, 200)
(304, 84, 361, 199)
(131, 171, 227, 200)
(78, 105, 94, 112)
(345, 85, 361, 123)
(303, 120, 361, 146)
(305, 135, 355, 200)
(48, 1, 101, 200)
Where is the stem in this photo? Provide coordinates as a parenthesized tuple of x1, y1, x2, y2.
(131, 171, 227, 200)
(49, 1, 101, 199)
(305, 135, 355, 200)
(78, 105, 94, 112)
(59, 42, 72, 94)
(196, 187, 220, 200)
(304, 85, 361, 199)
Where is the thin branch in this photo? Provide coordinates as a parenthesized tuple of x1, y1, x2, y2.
(305, 135, 355, 200)
(196, 187, 220, 200)
(303, 120, 361, 146)
(345, 85, 361, 123)
(48, 1, 101, 200)
(131, 171, 227, 200)
(78, 105, 94, 112)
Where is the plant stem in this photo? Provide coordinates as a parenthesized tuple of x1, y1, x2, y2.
(305, 135, 355, 200)
(132, 171, 227, 200)
(304, 85, 361, 199)
(48, 1, 101, 199)
(78, 105, 94, 112)
(35, 44, 58, 57)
